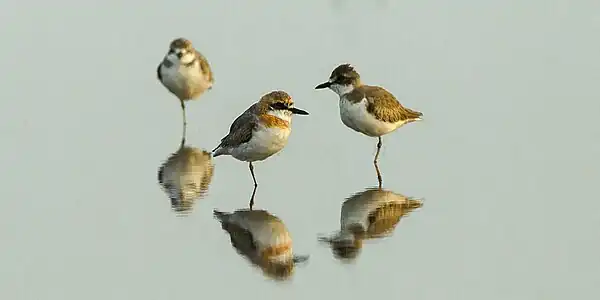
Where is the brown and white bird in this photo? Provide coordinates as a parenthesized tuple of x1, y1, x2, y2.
(157, 134, 214, 216)
(212, 91, 309, 209)
(214, 209, 309, 280)
(157, 38, 214, 140)
(315, 64, 422, 188)
(319, 187, 423, 261)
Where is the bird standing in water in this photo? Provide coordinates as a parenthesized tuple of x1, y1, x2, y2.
(315, 64, 422, 188)
(212, 91, 309, 209)
(157, 38, 214, 142)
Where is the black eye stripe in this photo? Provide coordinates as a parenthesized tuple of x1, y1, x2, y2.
(270, 102, 288, 109)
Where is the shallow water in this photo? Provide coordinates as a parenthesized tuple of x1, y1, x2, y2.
(1, 0, 599, 299)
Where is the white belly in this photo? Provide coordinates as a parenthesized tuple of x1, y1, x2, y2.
(339, 97, 403, 137)
(230, 125, 291, 162)
(160, 63, 211, 99)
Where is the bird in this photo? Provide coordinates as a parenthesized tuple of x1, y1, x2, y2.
(212, 90, 309, 209)
(213, 209, 309, 280)
(157, 132, 214, 216)
(157, 37, 214, 142)
(315, 64, 423, 188)
(318, 187, 424, 261)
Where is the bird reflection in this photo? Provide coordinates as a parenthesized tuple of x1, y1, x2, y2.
(157, 136, 215, 216)
(319, 187, 423, 261)
(214, 209, 309, 281)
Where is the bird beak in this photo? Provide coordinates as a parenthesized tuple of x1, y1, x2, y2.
(290, 107, 309, 115)
(315, 81, 332, 89)
(293, 255, 309, 264)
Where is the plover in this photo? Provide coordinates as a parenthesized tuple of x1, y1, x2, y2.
(157, 37, 214, 141)
(212, 90, 309, 209)
(214, 209, 309, 280)
(319, 187, 423, 261)
(315, 64, 422, 188)
(158, 134, 215, 216)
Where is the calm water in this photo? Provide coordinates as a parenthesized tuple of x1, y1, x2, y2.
(1, 1, 599, 299)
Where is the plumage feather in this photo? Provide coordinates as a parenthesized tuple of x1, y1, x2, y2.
(156, 63, 162, 81)
(346, 85, 422, 123)
(212, 105, 259, 155)
(196, 50, 214, 88)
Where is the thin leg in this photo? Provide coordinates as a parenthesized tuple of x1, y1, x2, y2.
(249, 162, 258, 210)
(178, 134, 185, 149)
(374, 137, 383, 189)
(180, 99, 187, 145)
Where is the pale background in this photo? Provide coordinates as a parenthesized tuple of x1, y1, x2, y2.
(1, 0, 599, 299)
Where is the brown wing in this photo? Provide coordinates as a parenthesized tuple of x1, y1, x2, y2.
(366, 203, 406, 237)
(196, 50, 214, 87)
(363, 86, 423, 123)
(222, 222, 258, 258)
(215, 104, 259, 149)
(366, 197, 423, 238)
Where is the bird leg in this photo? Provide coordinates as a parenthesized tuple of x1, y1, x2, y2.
(180, 99, 187, 145)
(374, 137, 383, 189)
(249, 162, 258, 210)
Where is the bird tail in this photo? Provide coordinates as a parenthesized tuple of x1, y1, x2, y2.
(406, 109, 423, 123)
(404, 197, 424, 210)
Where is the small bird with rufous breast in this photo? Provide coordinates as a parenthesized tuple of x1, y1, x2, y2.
(157, 38, 214, 141)
(315, 64, 423, 188)
(213, 209, 309, 280)
(211, 90, 309, 209)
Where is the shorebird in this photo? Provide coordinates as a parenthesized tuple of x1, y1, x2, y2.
(315, 64, 423, 188)
(212, 91, 309, 209)
(319, 187, 423, 260)
(157, 37, 214, 141)
(157, 133, 214, 216)
(214, 209, 309, 280)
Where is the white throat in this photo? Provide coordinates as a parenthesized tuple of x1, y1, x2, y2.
(330, 83, 355, 96)
(267, 109, 293, 123)
(180, 53, 196, 65)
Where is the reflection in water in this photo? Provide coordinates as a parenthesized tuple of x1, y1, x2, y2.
(214, 209, 309, 281)
(157, 137, 215, 216)
(319, 187, 423, 261)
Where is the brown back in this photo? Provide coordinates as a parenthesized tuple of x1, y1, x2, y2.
(348, 85, 422, 123)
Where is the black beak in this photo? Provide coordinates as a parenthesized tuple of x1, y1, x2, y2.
(293, 255, 309, 264)
(290, 107, 309, 115)
(315, 82, 331, 89)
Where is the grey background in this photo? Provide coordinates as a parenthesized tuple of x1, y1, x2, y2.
(1, 0, 599, 299)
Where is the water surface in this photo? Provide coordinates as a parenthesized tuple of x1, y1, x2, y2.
(1, 1, 599, 299)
